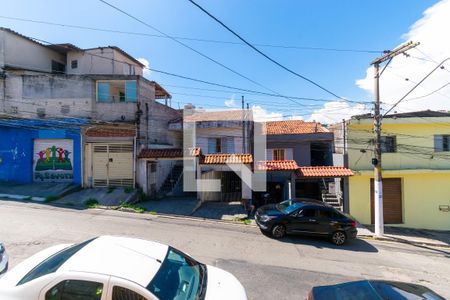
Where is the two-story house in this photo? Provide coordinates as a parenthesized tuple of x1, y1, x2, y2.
(0, 27, 179, 188)
(346, 110, 450, 230)
(257, 120, 353, 209)
(137, 108, 253, 201)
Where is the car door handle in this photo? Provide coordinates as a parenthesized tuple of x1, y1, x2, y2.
(309, 219, 316, 222)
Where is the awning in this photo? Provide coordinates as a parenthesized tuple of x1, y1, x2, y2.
(255, 160, 299, 171)
(138, 147, 201, 159)
(296, 166, 354, 178)
(201, 153, 253, 164)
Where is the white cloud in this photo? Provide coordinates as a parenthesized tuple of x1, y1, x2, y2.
(225, 94, 237, 107)
(137, 58, 151, 78)
(356, 0, 450, 114)
(252, 105, 283, 121)
(308, 101, 368, 124)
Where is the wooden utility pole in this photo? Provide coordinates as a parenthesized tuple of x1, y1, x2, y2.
(370, 41, 419, 236)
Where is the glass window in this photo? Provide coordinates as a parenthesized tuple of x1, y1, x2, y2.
(125, 81, 137, 102)
(113, 286, 147, 300)
(97, 82, 110, 102)
(18, 238, 95, 286)
(208, 138, 221, 154)
(380, 136, 396, 153)
(434, 135, 450, 152)
(299, 208, 316, 217)
(71, 60, 78, 69)
(273, 149, 285, 161)
(276, 200, 304, 214)
(317, 209, 332, 218)
(147, 247, 205, 300)
(45, 280, 103, 300)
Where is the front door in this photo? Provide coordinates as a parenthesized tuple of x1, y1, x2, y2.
(370, 178, 403, 224)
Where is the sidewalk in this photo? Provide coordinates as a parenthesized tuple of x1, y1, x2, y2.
(0, 182, 79, 201)
(54, 187, 137, 207)
(357, 224, 450, 248)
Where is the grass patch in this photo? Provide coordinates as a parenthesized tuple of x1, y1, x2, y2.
(24, 196, 32, 201)
(124, 187, 134, 194)
(234, 217, 252, 225)
(107, 186, 116, 194)
(149, 210, 157, 215)
(84, 198, 99, 208)
(44, 195, 59, 202)
(120, 202, 146, 213)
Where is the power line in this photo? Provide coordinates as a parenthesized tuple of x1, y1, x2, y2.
(98, 0, 320, 110)
(0, 15, 383, 54)
(187, 0, 345, 100)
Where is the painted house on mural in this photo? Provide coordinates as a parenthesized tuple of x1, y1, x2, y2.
(346, 110, 450, 231)
(0, 27, 179, 187)
(138, 108, 253, 201)
(256, 120, 353, 210)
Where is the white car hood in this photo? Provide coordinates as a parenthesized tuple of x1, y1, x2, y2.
(205, 265, 247, 300)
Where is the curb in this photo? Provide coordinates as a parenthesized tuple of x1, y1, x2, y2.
(358, 235, 450, 249)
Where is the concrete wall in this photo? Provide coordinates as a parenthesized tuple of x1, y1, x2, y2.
(349, 172, 450, 230)
(0, 120, 82, 184)
(147, 101, 182, 147)
(0, 29, 65, 73)
(66, 48, 143, 76)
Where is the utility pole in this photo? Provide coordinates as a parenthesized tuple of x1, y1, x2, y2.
(370, 41, 419, 236)
(242, 96, 246, 153)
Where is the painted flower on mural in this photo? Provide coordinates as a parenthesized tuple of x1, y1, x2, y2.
(35, 145, 72, 171)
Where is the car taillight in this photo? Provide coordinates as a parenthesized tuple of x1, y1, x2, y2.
(351, 221, 357, 228)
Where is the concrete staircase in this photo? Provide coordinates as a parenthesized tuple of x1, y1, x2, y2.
(158, 164, 183, 197)
(319, 179, 343, 210)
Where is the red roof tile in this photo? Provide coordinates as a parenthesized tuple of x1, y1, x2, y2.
(201, 153, 253, 164)
(296, 166, 354, 178)
(264, 120, 328, 135)
(85, 127, 136, 137)
(139, 147, 201, 159)
(255, 160, 299, 171)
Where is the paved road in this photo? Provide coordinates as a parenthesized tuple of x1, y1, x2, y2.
(1, 200, 449, 299)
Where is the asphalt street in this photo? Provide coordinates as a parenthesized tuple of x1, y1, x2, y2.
(0, 200, 449, 299)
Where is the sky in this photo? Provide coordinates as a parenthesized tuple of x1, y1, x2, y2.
(1, 0, 447, 123)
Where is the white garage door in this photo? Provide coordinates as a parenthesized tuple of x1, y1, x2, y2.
(92, 143, 134, 187)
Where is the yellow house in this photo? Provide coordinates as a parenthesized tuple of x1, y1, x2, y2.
(347, 110, 450, 231)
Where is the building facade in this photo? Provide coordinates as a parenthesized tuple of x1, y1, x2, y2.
(347, 110, 450, 230)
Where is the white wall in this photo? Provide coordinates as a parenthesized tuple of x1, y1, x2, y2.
(197, 127, 245, 154)
(0, 29, 65, 73)
(66, 48, 143, 76)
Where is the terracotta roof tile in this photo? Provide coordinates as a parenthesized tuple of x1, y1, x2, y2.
(139, 147, 201, 159)
(264, 120, 328, 135)
(255, 160, 299, 171)
(296, 166, 354, 177)
(85, 127, 136, 137)
(201, 153, 253, 164)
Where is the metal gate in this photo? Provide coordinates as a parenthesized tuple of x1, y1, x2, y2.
(92, 143, 134, 187)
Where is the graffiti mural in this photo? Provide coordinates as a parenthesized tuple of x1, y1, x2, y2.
(33, 139, 74, 182)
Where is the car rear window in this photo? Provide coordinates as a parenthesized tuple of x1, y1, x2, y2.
(17, 238, 96, 286)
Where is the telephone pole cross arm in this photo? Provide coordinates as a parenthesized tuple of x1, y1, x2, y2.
(370, 41, 419, 237)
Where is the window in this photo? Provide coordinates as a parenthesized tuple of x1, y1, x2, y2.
(434, 135, 450, 152)
(18, 238, 95, 285)
(299, 208, 316, 217)
(147, 247, 205, 300)
(71, 60, 78, 69)
(45, 280, 103, 300)
(380, 136, 396, 153)
(96, 81, 137, 103)
(317, 209, 332, 218)
(113, 286, 147, 300)
(272, 149, 285, 161)
(51, 60, 65, 74)
(208, 138, 222, 154)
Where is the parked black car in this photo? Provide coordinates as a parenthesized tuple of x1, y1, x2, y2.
(308, 280, 445, 300)
(255, 199, 357, 245)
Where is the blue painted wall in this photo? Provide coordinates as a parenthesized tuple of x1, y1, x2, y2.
(0, 119, 86, 185)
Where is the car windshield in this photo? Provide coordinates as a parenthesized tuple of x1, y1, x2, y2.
(147, 247, 206, 300)
(276, 200, 303, 214)
(17, 238, 96, 286)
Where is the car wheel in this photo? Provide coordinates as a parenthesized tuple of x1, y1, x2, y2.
(271, 224, 286, 239)
(331, 231, 346, 245)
